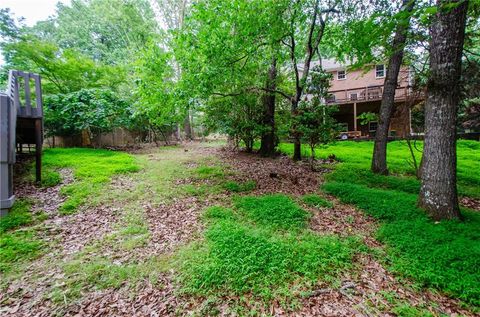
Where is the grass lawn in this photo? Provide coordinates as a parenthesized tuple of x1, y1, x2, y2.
(0, 148, 139, 273)
(177, 195, 361, 310)
(42, 148, 139, 214)
(279, 140, 480, 307)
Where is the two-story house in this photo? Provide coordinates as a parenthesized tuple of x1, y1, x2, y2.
(303, 59, 422, 138)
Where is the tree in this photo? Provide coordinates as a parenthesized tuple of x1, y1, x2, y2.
(259, 57, 278, 156)
(281, 0, 339, 161)
(154, 0, 193, 140)
(174, 0, 289, 150)
(132, 42, 181, 140)
(372, 0, 415, 175)
(43, 88, 133, 143)
(418, 0, 469, 220)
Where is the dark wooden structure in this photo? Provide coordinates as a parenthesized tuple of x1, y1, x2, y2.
(8, 70, 44, 183)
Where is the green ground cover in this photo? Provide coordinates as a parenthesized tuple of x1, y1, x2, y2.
(278, 140, 480, 198)
(279, 140, 480, 307)
(177, 194, 360, 308)
(0, 148, 139, 273)
(42, 148, 139, 214)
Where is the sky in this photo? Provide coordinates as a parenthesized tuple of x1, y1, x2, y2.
(1, 0, 70, 26)
(0, 0, 70, 65)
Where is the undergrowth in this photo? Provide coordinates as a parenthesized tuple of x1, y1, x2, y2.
(0, 200, 44, 272)
(42, 148, 139, 214)
(323, 182, 480, 307)
(176, 194, 360, 307)
(302, 194, 333, 208)
(223, 180, 256, 193)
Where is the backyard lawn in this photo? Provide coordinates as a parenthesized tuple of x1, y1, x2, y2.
(1, 140, 479, 316)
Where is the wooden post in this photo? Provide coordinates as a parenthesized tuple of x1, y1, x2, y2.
(35, 119, 42, 184)
(353, 102, 358, 134)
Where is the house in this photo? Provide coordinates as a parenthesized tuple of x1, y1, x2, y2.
(305, 59, 423, 138)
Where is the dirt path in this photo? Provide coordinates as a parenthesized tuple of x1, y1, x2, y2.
(1, 143, 475, 316)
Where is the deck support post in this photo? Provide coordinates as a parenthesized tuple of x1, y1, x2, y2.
(35, 119, 42, 184)
(353, 102, 358, 135)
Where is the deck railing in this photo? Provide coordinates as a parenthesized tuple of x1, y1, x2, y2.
(8, 70, 43, 119)
(326, 84, 420, 104)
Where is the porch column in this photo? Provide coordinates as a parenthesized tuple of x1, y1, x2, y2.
(353, 102, 357, 132)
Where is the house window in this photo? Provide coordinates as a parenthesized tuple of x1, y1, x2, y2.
(369, 121, 378, 132)
(350, 93, 357, 100)
(337, 70, 346, 80)
(375, 64, 385, 78)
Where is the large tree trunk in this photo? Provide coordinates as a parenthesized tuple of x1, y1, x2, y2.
(291, 103, 302, 161)
(184, 106, 193, 140)
(372, 0, 415, 175)
(259, 57, 277, 157)
(418, 0, 468, 220)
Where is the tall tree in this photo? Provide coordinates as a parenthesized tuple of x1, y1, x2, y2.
(418, 0, 468, 220)
(284, 0, 338, 161)
(372, 0, 415, 175)
(154, 0, 193, 140)
(259, 57, 278, 156)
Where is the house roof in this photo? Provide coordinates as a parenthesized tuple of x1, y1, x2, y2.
(297, 58, 351, 72)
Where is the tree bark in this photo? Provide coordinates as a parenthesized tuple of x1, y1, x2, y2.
(183, 106, 193, 140)
(418, 0, 468, 220)
(259, 57, 277, 157)
(372, 0, 415, 175)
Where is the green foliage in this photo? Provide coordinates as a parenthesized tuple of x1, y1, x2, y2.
(234, 195, 310, 230)
(177, 195, 358, 303)
(204, 95, 265, 152)
(44, 88, 134, 138)
(278, 140, 480, 198)
(132, 42, 181, 135)
(302, 194, 333, 208)
(40, 169, 62, 188)
(42, 148, 139, 214)
(49, 0, 157, 65)
(0, 200, 32, 233)
(223, 180, 256, 193)
(2, 38, 125, 94)
(357, 112, 379, 125)
(323, 181, 480, 306)
(296, 101, 340, 160)
(0, 230, 42, 272)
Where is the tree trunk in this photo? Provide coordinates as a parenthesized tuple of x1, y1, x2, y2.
(184, 106, 193, 140)
(260, 57, 277, 157)
(418, 0, 468, 220)
(372, 0, 415, 175)
(293, 132, 302, 161)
